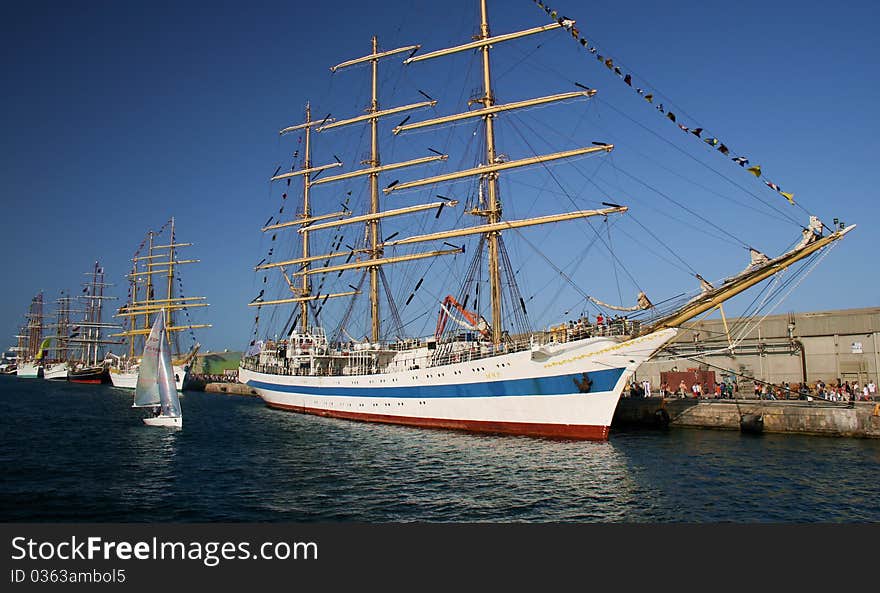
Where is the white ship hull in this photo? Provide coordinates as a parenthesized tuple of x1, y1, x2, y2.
(110, 366, 187, 391)
(240, 329, 676, 440)
(16, 362, 42, 378)
(143, 415, 182, 428)
(43, 362, 70, 380)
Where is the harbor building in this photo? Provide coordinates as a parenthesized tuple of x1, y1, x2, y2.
(638, 307, 880, 389)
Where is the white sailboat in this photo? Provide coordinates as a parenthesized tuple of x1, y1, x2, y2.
(133, 309, 183, 428)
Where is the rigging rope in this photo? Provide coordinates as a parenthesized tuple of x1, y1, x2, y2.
(505, 113, 644, 292)
(531, 1, 814, 218)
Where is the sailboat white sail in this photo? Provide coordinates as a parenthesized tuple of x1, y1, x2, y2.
(135, 309, 183, 428)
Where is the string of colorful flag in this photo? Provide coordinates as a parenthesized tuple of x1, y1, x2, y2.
(251, 144, 301, 340)
(532, 0, 797, 206)
(175, 271, 198, 348)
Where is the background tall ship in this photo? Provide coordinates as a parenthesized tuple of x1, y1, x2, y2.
(239, 0, 853, 439)
(14, 292, 46, 378)
(41, 289, 76, 380)
(67, 261, 122, 383)
(109, 218, 210, 390)
(35, 262, 122, 383)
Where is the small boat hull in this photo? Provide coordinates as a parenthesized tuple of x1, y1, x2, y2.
(69, 366, 110, 384)
(16, 362, 42, 378)
(43, 362, 71, 381)
(143, 415, 182, 428)
(111, 366, 187, 391)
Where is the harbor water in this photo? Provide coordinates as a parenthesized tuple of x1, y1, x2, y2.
(1, 375, 879, 523)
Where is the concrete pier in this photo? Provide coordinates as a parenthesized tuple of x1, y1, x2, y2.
(203, 382, 258, 397)
(613, 397, 880, 438)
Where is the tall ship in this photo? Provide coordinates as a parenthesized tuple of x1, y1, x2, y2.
(239, 0, 853, 439)
(41, 290, 76, 380)
(15, 292, 46, 378)
(109, 218, 210, 390)
(68, 261, 122, 384)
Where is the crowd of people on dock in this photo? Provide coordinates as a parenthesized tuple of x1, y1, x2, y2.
(625, 378, 877, 402)
(192, 372, 239, 384)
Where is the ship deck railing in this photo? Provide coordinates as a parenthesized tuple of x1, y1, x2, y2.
(241, 320, 637, 378)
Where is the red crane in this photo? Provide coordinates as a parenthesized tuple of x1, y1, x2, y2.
(435, 295, 489, 340)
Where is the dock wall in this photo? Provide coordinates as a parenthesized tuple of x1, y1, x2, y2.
(203, 382, 258, 397)
(613, 397, 880, 438)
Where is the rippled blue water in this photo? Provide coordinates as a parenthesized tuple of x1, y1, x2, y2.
(1, 375, 878, 522)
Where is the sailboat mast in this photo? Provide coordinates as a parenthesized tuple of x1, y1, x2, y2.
(369, 35, 382, 343)
(479, 0, 503, 345)
(301, 104, 313, 333)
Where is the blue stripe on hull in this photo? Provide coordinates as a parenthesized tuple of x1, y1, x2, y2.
(248, 367, 625, 399)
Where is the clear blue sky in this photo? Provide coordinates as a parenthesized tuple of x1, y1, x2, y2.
(1, 0, 877, 352)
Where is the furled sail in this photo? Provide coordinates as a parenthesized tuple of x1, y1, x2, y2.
(588, 291, 653, 312)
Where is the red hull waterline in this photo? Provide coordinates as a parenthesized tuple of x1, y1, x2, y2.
(68, 368, 110, 385)
(265, 400, 611, 441)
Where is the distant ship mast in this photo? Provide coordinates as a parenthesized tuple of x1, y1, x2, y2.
(74, 262, 121, 367)
(115, 218, 210, 363)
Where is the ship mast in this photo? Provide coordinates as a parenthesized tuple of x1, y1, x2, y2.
(253, 17, 614, 344)
(255, 38, 448, 341)
(27, 292, 43, 360)
(145, 231, 154, 342)
(114, 221, 210, 360)
(477, 0, 503, 345)
(75, 262, 121, 367)
(252, 106, 359, 315)
(53, 290, 72, 363)
(368, 36, 382, 344)
(301, 104, 313, 332)
(390, 0, 614, 345)
(166, 217, 176, 350)
(128, 259, 138, 360)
